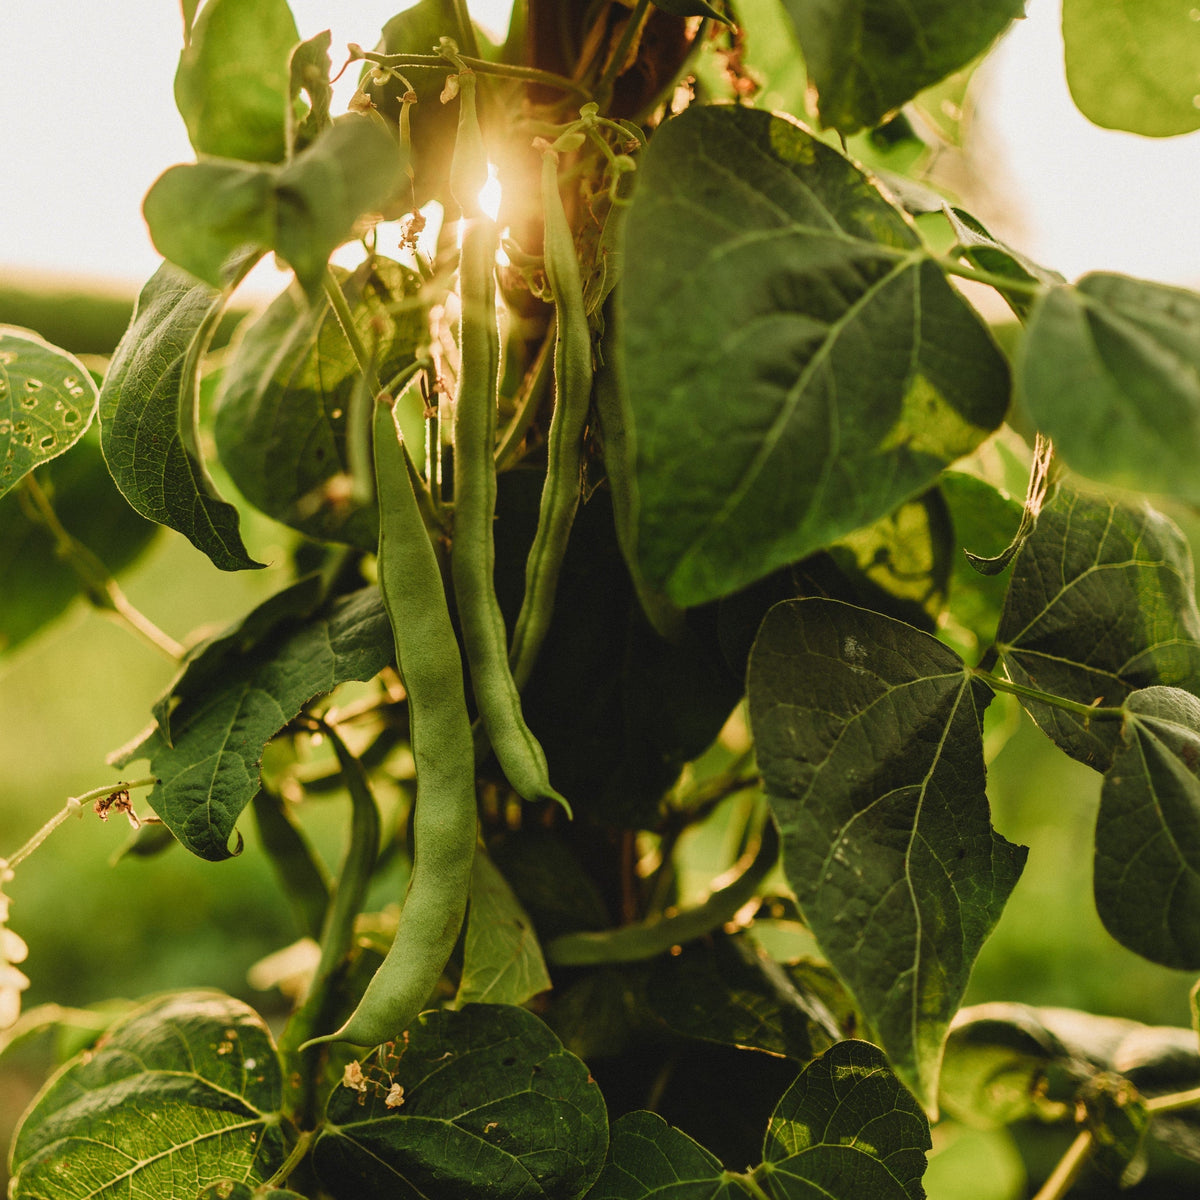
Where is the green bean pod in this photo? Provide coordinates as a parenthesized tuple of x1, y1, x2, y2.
(508, 148, 594, 689)
(303, 398, 477, 1049)
(448, 72, 569, 815)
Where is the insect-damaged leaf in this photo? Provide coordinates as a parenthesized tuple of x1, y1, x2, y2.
(114, 585, 393, 861)
(1018, 273, 1200, 502)
(98, 260, 263, 571)
(779, 0, 1023, 134)
(615, 105, 1008, 608)
(758, 1040, 931, 1199)
(8, 991, 287, 1200)
(0, 327, 97, 498)
(995, 486, 1200, 770)
(1096, 687, 1200, 970)
(748, 598, 1026, 1110)
(311, 1005, 608, 1200)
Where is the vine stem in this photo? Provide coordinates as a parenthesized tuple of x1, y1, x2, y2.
(2, 778, 159, 871)
(355, 48, 590, 98)
(20, 475, 184, 661)
(971, 669, 1125, 721)
(1032, 1129, 1093, 1200)
(265, 1126, 316, 1189)
(1146, 1084, 1200, 1114)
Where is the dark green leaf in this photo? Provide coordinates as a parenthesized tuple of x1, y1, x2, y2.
(289, 30, 334, 154)
(585, 1110, 741, 1200)
(1018, 273, 1200, 501)
(215, 259, 425, 548)
(454, 847, 552, 1009)
(312, 1004, 608, 1200)
(143, 117, 406, 295)
(616, 105, 1008, 607)
(252, 784, 331, 941)
(653, 0, 728, 21)
(114, 586, 394, 861)
(0, 327, 97, 496)
(9, 991, 287, 1200)
(780, 0, 1023, 133)
(198, 1185, 308, 1200)
(174, 0, 299, 162)
(748, 598, 1026, 1109)
(1096, 686, 1200, 969)
(943, 208, 1063, 322)
(0, 427, 158, 654)
(995, 487, 1200, 769)
(98, 261, 264, 571)
(1063, 0, 1200, 137)
(757, 1040, 931, 1198)
(645, 934, 841, 1062)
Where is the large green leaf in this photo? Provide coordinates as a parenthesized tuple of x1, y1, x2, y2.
(174, 0, 299, 163)
(215, 259, 424, 548)
(779, 0, 1023, 134)
(585, 1110, 744, 1200)
(1018, 274, 1200, 501)
(454, 847, 552, 1009)
(615, 104, 1008, 608)
(113, 585, 394, 861)
(757, 1040, 931, 1199)
(0, 327, 97, 498)
(748, 598, 1026, 1109)
(1063, 0, 1200, 136)
(98, 261, 263, 571)
(312, 1004, 608, 1200)
(0, 427, 158, 654)
(995, 487, 1200, 769)
(9, 991, 287, 1200)
(1096, 687, 1200, 969)
(143, 117, 406, 296)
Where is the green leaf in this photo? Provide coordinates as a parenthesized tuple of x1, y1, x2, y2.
(615, 104, 1008, 608)
(289, 29, 334, 154)
(175, 0, 299, 162)
(198, 1185, 308, 1200)
(779, 0, 1023, 134)
(747, 598, 1026, 1109)
(1095, 686, 1200, 969)
(312, 1005, 608, 1200)
(114, 585, 394, 861)
(9, 991, 287, 1200)
(215, 260, 425, 549)
(143, 117, 406, 296)
(454, 847, 552, 1009)
(995, 487, 1200, 769)
(757, 1040, 931, 1198)
(1063, 0, 1200, 137)
(98, 260, 264, 571)
(585, 1110, 742, 1200)
(0, 327, 97, 497)
(1018, 274, 1200, 501)
(653, 0, 728, 21)
(0, 427, 158, 654)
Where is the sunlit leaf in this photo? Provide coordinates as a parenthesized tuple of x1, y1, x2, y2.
(748, 598, 1026, 1109)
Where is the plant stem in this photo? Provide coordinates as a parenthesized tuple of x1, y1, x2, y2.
(3, 778, 158, 871)
(1032, 1129, 1093, 1200)
(324, 270, 381, 396)
(355, 49, 590, 98)
(1146, 1084, 1200, 1114)
(266, 1126, 316, 1189)
(20, 475, 184, 661)
(972, 669, 1125, 721)
(939, 257, 1046, 298)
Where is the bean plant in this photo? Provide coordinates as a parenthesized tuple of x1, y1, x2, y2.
(4, 1, 1200, 1197)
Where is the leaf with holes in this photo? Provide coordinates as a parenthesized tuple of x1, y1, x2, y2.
(995, 486, 1200, 770)
(98, 260, 264, 571)
(614, 104, 1008, 608)
(8, 991, 287, 1200)
(311, 1005, 608, 1200)
(0, 327, 97, 498)
(748, 598, 1026, 1110)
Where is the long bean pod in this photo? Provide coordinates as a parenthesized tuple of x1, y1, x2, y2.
(304, 397, 477, 1048)
(508, 146, 594, 689)
(448, 70, 569, 814)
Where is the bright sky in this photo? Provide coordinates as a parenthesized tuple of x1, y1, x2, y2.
(1, 0, 1198, 292)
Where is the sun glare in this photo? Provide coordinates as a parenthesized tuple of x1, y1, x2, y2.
(478, 162, 503, 222)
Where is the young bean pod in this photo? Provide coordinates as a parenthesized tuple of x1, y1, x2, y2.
(448, 71, 569, 814)
(508, 146, 593, 689)
(304, 396, 477, 1049)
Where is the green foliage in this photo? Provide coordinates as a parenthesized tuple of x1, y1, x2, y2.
(9, 2, 1200, 1198)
